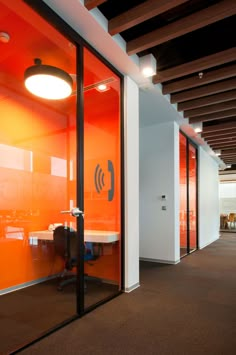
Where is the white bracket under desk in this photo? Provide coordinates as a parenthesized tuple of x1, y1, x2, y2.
(29, 230, 119, 243)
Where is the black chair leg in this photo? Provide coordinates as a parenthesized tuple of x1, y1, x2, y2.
(57, 276, 76, 291)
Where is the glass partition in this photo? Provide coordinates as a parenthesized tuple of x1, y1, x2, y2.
(0, 1, 78, 352)
(179, 133, 188, 257)
(179, 132, 198, 258)
(0, 1, 123, 352)
(83, 48, 121, 309)
(189, 143, 197, 252)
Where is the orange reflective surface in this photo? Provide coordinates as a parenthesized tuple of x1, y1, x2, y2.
(179, 133, 197, 257)
(188, 143, 197, 250)
(83, 48, 121, 307)
(0, 0, 122, 348)
(179, 133, 188, 255)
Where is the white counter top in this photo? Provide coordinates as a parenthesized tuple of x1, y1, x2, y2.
(29, 229, 119, 243)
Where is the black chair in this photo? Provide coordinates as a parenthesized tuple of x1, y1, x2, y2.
(53, 225, 99, 291)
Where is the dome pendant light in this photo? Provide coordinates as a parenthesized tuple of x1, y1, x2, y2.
(24, 58, 73, 100)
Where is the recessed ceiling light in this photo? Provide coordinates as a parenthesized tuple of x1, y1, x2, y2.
(96, 84, 109, 92)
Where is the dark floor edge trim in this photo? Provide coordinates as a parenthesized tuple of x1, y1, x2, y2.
(0, 274, 59, 296)
(140, 257, 180, 265)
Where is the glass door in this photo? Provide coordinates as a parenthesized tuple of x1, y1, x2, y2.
(83, 48, 122, 310)
(0, 1, 79, 352)
(179, 133, 188, 257)
(188, 143, 197, 252)
(179, 132, 198, 258)
(0, 1, 123, 352)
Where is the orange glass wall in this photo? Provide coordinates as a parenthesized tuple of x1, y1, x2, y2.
(83, 47, 121, 285)
(189, 143, 197, 250)
(0, 0, 77, 292)
(179, 132, 197, 256)
(179, 133, 188, 254)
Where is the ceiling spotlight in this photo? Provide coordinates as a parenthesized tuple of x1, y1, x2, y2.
(215, 149, 221, 156)
(198, 72, 203, 79)
(24, 58, 73, 100)
(192, 122, 202, 133)
(140, 54, 157, 78)
(95, 84, 109, 92)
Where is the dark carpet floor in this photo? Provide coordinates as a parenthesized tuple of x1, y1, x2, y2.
(0, 278, 118, 355)
(14, 232, 236, 355)
(0, 232, 234, 354)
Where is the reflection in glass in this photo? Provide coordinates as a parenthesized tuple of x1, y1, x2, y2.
(83, 48, 121, 309)
(179, 133, 188, 257)
(179, 133, 197, 257)
(0, 0, 77, 352)
(189, 143, 197, 252)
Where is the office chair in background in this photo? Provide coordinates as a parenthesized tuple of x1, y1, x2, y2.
(53, 225, 98, 291)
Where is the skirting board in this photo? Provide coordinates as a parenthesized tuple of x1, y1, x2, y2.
(199, 236, 219, 250)
(140, 257, 180, 265)
(0, 274, 59, 296)
(124, 282, 140, 293)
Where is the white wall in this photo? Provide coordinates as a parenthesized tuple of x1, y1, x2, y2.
(140, 120, 180, 264)
(219, 183, 236, 214)
(198, 147, 220, 248)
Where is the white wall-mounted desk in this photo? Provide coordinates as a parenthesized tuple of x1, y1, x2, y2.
(29, 230, 119, 243)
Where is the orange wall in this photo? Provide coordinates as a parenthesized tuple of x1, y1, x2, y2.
(0, 82, 121, 291)
(0, 88, 69, 290)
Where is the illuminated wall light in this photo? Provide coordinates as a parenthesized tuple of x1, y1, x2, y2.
(226, 164, 232, 168)
(215, 149, 221, 156)
(191, 122, 203, 133)
(140, 54, 157, 77)
(24, 58, 73, 100)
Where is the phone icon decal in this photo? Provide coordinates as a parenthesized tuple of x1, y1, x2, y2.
(94, 160, 114, 201)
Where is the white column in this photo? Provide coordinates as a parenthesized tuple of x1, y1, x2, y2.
(124, 76, 140, 292)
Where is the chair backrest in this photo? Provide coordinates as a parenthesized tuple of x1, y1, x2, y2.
(53, 226, 77, 261)
(228, 213, 236, 222)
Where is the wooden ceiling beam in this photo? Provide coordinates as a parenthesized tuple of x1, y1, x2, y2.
(205, 133, 236, 142)
(184, 99, 236, 118)
(221, 159, 236, 162)
(178, 90, 236, 111)
(221, 149, 236, 154)
(202, 129, 236, 138)
(221, 155, 236, 158)
(163, 63, 236, 95)
(189, 109, 236, 123)
(202, 121, 236, 133)
(127, 0, 236, 56)
(221, 153, 236, 157)
(210, 142, 236, 148)
(171, 77, 236, 103)
(153, 48, 236, 84)
(108, 0, 188, 36)
(206, 137, 236, 144)
(84, 0, 107, 10)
